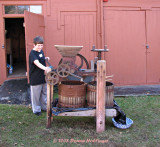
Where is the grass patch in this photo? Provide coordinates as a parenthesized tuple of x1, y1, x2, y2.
(0, 96, 160, 147)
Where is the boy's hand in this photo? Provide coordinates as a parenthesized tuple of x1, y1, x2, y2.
(44, 67, 52, 75)
(45, 57, 50, 60)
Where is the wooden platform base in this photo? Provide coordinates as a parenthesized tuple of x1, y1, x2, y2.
(57, 108, 117, 117)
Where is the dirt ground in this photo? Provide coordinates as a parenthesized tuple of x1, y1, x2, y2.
(1, 78, 160, 105)
(0, 78, 31, 105)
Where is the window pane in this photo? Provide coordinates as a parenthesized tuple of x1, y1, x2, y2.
(5, 6, 17, 14)
(30, 5, 42, 14)
(18, 6, 29, 14)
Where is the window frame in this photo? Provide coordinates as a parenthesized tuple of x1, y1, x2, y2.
(3, 4, 43, 16)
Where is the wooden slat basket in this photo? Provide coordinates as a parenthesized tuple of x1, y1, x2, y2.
(87, 81, 114, 107)
(58, 81, 87, 108)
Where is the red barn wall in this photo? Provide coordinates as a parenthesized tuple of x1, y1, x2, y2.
(44, 0, 98, 69)
(1, 0, 160, 86)
(103, 0, 160, 85)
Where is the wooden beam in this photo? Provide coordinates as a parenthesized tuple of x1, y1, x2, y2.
(96, 60, 106, 133)
(46, 84, 53, 128)
(96, 0, 104, 49)
(50, 84, 54, 123)
(56, 109, 117, 117)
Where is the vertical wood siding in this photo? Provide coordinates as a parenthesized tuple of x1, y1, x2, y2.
(104, 10, 147, 85)
(146, 11, 160, 84)
(64, 12, 96, 68)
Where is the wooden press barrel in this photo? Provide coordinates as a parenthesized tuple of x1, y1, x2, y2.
(58, 81, 86, 108)
(87, 81, 114, 107)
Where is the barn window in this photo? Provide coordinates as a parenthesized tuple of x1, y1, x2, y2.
(18, 6, 29, 14)
(5, 5, 42, 14)
(30, 5, 42, 14)
(5, 6, 17, 14)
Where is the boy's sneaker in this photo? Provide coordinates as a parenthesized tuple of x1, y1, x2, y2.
(34, 112, 41, 116)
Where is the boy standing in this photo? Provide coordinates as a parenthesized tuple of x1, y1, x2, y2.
(29, 36, 51, 116)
